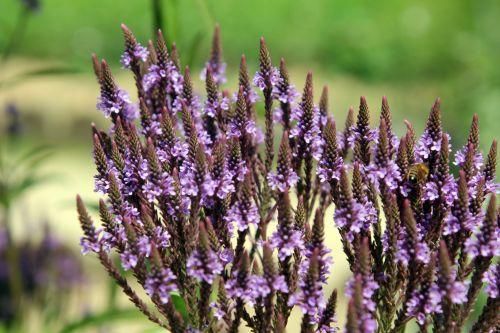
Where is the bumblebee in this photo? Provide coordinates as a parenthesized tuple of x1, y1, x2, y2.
(406, 163, 429, 185)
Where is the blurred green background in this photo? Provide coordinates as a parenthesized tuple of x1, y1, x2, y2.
(0, 0, 498, 332)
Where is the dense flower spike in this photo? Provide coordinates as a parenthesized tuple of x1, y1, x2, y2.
(352, 96, 374, 166)
(415, 99, 442, 173)
(289, 249, 325, 325)
(254, 37, 277, 174)
(186, 223, 223, 284)
(465, 194, 499, 258)
(224, 174, 259, 232)
(120, 24, 148, 69)
(267, 131, 298, 192)
(334, 168, 370, 242)
(78, 25, 499, 332)
(200, 24, 227, 85)
(367, 118, 400, 191)
(96, 60, 137, 122)
(317, 118, 343, 186)
(345, 239, 378, 333)
(406, 255, 440, 326)
(273, 58, 299, 129)
(483, 263, 499, 299)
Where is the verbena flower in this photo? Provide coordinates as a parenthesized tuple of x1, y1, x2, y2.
(97, 87, 137, 121)
(120, 43, 148, 69)
(343, 239, 378, 332)
(289, 250, 326, 323)
(483, 264, 499, 298)
(253, 66, 279, 91)
(78, 25, 499, 333)
(200, 25, 227, 85)
(144, 267, 178, 304)
(187, 249, 223, 284)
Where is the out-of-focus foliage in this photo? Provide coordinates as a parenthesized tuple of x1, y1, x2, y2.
(0, 105, 54, 210)
(1, 0, 498, 147)
(0, 0, 497, 80)
(0, 106, 84, 332)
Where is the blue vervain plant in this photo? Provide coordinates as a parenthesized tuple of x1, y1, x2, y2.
(77, 24, 499, 333)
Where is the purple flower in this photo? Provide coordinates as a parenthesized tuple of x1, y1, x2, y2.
(454, 146, 483, 171)
(449, 280, 468, 304)
(269, 227, 304, 261)
(143, 62, 183, 99)
(317, 156, 343, 185)
(441, 175, 458, 206)
(178, 160, 200, 197)
(349, 125, 377, 148)
(366, 160, 401, 191)
(97, 88, 137, 121)
(483, 264, 499, 298)
(143, 172, 176, 203)
(187, 249, 223, 284)
(443, 208, 478, 236)
(464, 213, 499, 258)
(290, 105, 323, 161)
(345, 274, 378, 333)
(288, 274, 326, 321)
(422, 181, 439, 202)
(317, 323, 339, 333)
(227, 156, 247, 183)
(144, 268, 178, 304)
(120, 43, 148, 68)
(226, 272, 281, 306)
(120, 250, 138, 270)
(232, 88, 259, 104)
(267, 171, 299, 192)
(273, 77, 299, 104)
(204, 160, 236, 205)
(203, 95, 229, 118)
(299, 246, 332, 284)
(217, 248, 234, 266)
(80, 235, 101, 255)
(242, 275, 288, 306)
(253, 67, 280, 91)
(227, 114, 263, 144)
(224, 197, 259, 232)
(137, 235, 151, 257)
(201, 62, 227, 85)
(407, 283, 442, 325)
(395, 226, 430, 266)
(333, 200, 373, 242)
(416, 129, 450, 164)
(210, 301, 225, 321)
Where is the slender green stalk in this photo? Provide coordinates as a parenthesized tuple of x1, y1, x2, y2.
(151, 0, 165, 40)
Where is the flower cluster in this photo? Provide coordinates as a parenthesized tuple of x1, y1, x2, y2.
(78, 24, 499, 332)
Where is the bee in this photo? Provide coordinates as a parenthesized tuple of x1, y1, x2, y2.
(406, 163, 429, 185)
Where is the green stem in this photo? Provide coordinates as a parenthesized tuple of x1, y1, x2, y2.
(0, 7, 30, 90)
(1, 9, 29, 60)
(151, 0, 165, 40)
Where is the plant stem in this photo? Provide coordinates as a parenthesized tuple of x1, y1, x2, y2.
(0, 7, 30, 90)
(151, 0, 165, 42)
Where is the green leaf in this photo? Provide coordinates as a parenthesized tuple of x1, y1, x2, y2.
(170, 292, 188, 320)
(58, 308, 144, 333)
(13, 145, 53, 167)
(185, 30, 205, 68)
